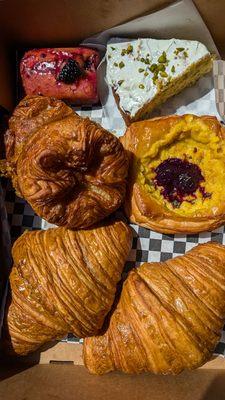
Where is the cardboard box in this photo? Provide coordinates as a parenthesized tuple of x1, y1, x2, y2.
(1, 0, 225, 398)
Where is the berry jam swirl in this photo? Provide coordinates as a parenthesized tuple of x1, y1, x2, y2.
(154, 158, 211, 207)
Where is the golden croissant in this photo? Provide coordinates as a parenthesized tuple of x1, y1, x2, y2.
(4, 95, 128, 229)
(3, 219, 132, 355)
(84, 242, 225, 375)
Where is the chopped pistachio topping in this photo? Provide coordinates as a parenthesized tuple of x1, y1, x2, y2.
(106, 38, 210, 117)
(152, 76, 158, 85)
(119, 61, 125, 68)
(121, 44, 134, 56)
(174, 47, 188, 56)
(111, 46, 116, 50)
(150, 59, 169, 83)
(127, 44, 133, 53)
(158, 51, 167, 63)
(150, 63, 157, 72)
(160, 71, 168, 78)
(157, 64, 166, 72)
(108, 55, 111, 59)
(138, 57, 151, 64)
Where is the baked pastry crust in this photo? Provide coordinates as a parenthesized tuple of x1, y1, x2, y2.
(84, 242, 225, 375)
(4, 95, 128, 229)
(4, 219, 132, 356)
(121, 114, 225, 234)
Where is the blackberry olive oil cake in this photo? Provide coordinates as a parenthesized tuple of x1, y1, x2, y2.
(106, 39, 214, 124)
(20, 47, 100, 104)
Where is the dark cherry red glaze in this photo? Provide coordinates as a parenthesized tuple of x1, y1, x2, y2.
(154, 158, 210, 207)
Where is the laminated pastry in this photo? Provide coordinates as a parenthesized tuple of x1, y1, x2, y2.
(20, 47, 100, 104)
(84, 242, 225, 375)
(106, 38, 214, 125)
(4, 219, 132, 356)
(4, 95, 128, 229)
(0, 106, 9, 159)
(121, 114, 225, 234)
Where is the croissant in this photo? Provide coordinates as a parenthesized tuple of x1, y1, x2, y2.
(121, 114, 225, 234)
(84, 242, 225, 375)
(3, 219, 132, 355)
(4, 95, 128, 229)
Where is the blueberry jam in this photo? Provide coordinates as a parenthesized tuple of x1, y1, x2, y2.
(154, 158, 208, 207)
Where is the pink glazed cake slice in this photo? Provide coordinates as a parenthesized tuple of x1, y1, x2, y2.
(20, 47, 100, 104)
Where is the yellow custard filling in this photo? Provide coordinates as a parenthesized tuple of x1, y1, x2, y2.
(137, 115, 225, 217)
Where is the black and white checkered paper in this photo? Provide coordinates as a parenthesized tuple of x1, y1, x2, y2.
(1, 0, 225, 354)
(2, 75, 225, 353)
(0, 183, 11, 338)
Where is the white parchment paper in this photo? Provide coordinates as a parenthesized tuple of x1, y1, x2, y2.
(80, 0, 220, 136)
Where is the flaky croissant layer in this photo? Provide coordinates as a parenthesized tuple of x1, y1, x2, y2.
(84, 242, 225, 375)
(4, 95, 128, 229)
(4, 220, 132, 355)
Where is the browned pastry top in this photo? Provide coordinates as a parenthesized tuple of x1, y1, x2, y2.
(84, 242, 225, 375)
(4, 219, 132, 356)
(121, 114, 225, 234)
(5, 95, 128, 228)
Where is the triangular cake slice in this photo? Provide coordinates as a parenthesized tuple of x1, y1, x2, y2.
(106, 38, 214, 125)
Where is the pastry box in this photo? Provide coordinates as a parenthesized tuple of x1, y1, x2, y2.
(1, 0, 225, 398)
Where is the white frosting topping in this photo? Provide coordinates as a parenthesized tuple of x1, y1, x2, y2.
(106, 38, 210, 117)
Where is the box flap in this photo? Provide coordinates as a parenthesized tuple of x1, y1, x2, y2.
(0, 0, 174, 46)
(40, 342, 83, 365)
(0, 0, 225, 55)
(1, 359, 225, 400)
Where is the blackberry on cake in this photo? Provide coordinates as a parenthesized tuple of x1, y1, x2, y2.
(57, 59, 83, 83)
